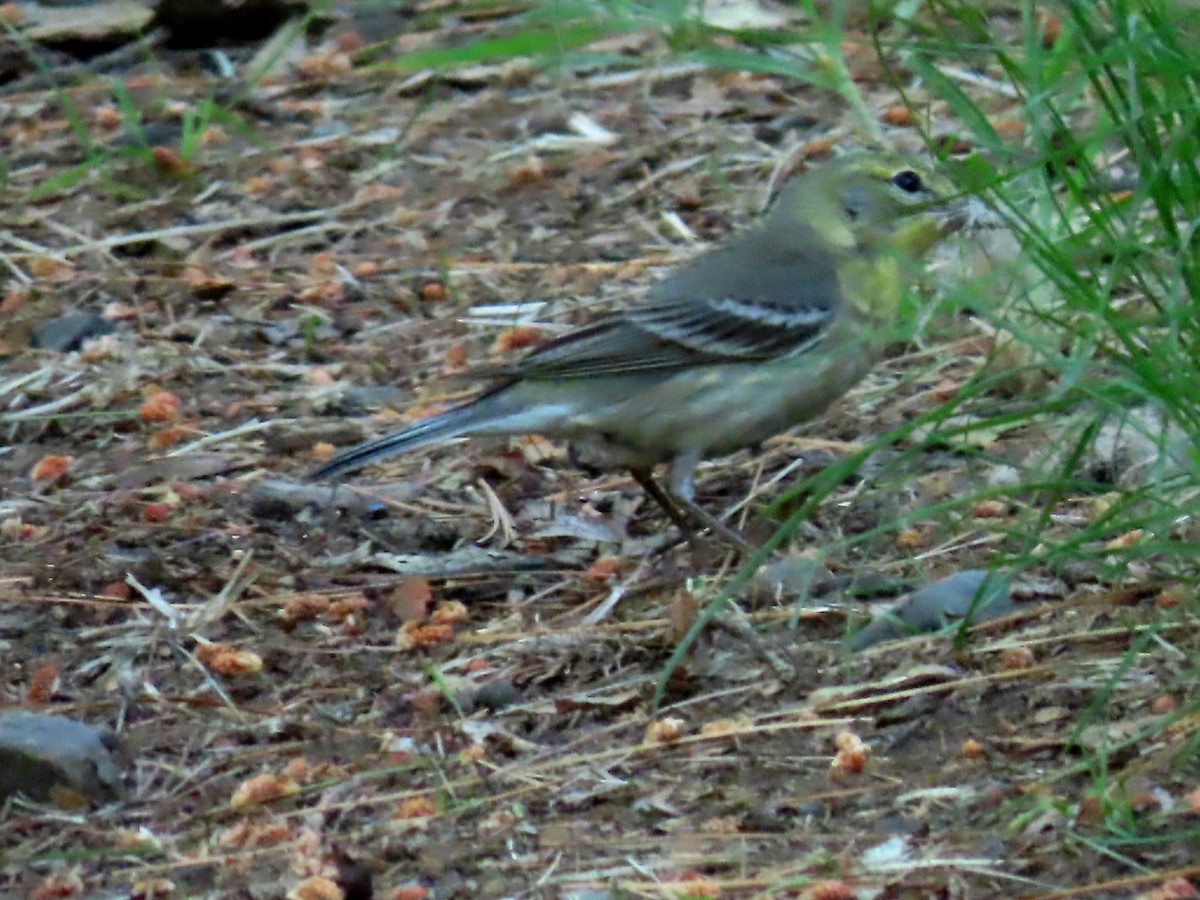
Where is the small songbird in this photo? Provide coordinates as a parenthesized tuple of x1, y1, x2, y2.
(313, 154, 961, 534)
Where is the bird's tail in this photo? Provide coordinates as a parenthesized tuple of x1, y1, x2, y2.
(310, 398, 497, 480)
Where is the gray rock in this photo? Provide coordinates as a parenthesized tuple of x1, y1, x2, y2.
(0, 712, 128, 808)
(850, 569, 1014, 651)
(29, 312, 114, 352)
(473, 678, 521, 713)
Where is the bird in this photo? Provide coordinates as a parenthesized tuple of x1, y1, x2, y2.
(312, 153, 961, 541)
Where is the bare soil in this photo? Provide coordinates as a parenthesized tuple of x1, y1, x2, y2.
(1, 12, 1197, 899)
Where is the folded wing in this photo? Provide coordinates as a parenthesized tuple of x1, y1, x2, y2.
(502, 232, 843, 381)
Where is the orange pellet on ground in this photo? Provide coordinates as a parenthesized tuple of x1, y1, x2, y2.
(880, 105, 913, 126)
(30, 455, 71, 481)
(139, 390, 181, 423)
(998, 646, 1036, 671)
(492, 325, 545, 354)
(230, 773, 299, 809)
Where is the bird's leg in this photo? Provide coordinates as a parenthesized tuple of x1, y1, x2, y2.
(630, 468, 753, 554)
(673, 492, 754, 554)
(630, 467, 696, 536)
(630, 470, 789, 675)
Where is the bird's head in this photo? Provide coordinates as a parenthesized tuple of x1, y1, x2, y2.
(771, 153, 961, 258)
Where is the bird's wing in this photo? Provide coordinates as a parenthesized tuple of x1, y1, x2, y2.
(502, 234, 843, 381)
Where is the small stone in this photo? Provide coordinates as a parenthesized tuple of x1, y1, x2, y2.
(0, 712, 128, 808)
(29, 312, 114, 352)
(473, 679, 521, 713)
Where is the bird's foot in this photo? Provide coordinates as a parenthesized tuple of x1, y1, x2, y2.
(630, 468, 754, 554)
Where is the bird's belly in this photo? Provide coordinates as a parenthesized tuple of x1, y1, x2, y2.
(491, 338, 879, 476)
(571, 347, 877, 458)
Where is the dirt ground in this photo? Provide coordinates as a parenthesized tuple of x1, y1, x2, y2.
(1, 9, 1198, 899)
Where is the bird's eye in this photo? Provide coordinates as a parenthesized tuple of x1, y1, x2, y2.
(891, 170, 924, 193)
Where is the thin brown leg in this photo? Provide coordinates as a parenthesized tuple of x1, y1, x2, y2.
(630, 467, 695, 535)
(630, 468, 753, 553)
(630, 470, 789, 675)
(674, 493, 755, 554)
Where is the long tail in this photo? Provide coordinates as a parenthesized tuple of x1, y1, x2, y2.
(310, 399, 496, 480)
